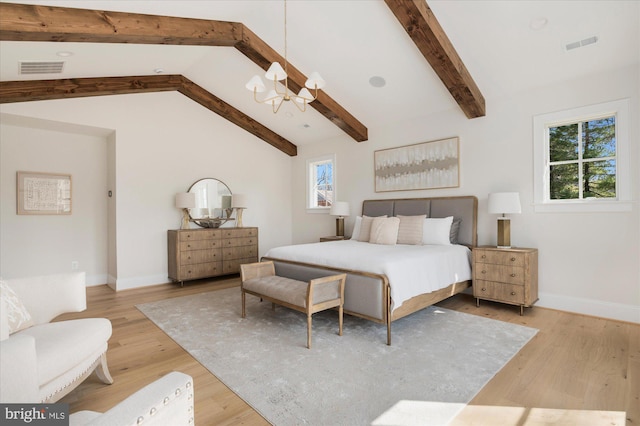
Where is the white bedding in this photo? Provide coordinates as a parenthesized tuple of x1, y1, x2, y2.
(264, 240, 472, 311)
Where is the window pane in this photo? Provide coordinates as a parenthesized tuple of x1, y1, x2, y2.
(312, 161, 333, 207)
(550, 163, 579, 199)
(549, 123, 578, 162)
(583, 160, 616, 198)
(582, 116, 615, 159)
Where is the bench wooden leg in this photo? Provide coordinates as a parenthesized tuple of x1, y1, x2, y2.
(307, 314, 312, 349)
(241, 291, 246, 318)
(338, 304, 343, 336)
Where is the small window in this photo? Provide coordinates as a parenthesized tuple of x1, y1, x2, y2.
(533, 99, 631, 212)
(307, 154, 335, 210)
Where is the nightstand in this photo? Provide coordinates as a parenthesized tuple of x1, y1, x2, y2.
(319, 236, 345, 242)
(472, 246, 538, 315)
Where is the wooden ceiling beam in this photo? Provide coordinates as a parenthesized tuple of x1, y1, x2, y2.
(384, 0, 485, 119)
(0, 2, 367, 144)
(0, 75, 297, 156)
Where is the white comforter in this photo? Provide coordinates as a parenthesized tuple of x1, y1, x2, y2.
(264, 240, 472, 311)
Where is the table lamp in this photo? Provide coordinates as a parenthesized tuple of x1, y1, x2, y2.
(488, 192, 521, 248)
(330, 201, 350, 237)
(175, 192, 196, 230)
(232, 194, 247, 227)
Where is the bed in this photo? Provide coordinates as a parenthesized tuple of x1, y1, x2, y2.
(263, 196, 478, 345)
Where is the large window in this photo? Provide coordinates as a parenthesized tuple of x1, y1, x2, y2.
(307, 154, 335, 210)
(533, 99, 631, 212)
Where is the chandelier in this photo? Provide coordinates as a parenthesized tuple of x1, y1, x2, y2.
(245, 0, 325, 114)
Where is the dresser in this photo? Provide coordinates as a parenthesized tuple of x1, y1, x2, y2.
(472, 246, 538, 315)
(168, 227, 258, 285)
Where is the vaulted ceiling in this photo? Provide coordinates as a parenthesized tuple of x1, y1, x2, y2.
(1, 1, 638, 156)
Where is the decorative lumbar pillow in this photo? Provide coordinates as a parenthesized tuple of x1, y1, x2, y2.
(369, 217, 400, 245)
(397, 215, 426, 245)
(450, 218, 462, 244)
(0, 279, 34, 334)
(422, 216, 454, 245)
(357, 215, 387, 242)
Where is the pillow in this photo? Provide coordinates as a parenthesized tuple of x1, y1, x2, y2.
(369, 217, 400, 245)
(0, 279, 34, 334)
(450, 218, 462, 244)
(396, 215, 426, 245)
(357, 215, 387, 242)
(422, 216, 454, 245)
(351, 216, 362, 240)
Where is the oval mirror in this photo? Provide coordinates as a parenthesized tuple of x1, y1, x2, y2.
(187, 178, 233, 228)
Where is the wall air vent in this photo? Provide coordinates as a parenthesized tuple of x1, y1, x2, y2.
(565, 36, 599, 52)
(19, 61, 65, 75)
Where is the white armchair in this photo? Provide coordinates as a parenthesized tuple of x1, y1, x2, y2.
(69, 372, 195, 426)
(0, 272, 113, 403)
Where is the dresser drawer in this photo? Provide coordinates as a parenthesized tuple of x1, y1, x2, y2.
(222, 228, 257, 239)
(181, 262, 223, 279)
(223, 258, 256, 274)
(180, 248, 221, 265)
(178, 229, 221, 242)
(474, 264, 525, 285)
(222, 246, 258, 260)
(223, 236, 258, 248)
(474, 249, 525, 267)
(180, 239, 221, 251)
(474, 280, 525, 304)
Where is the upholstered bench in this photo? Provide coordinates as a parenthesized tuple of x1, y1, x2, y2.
(240, 261, 346, 349)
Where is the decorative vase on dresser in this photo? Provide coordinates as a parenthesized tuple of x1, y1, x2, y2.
(472, 246, 538, 315)
(168, 227, 258, 286)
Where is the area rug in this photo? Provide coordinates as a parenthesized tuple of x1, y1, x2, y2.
(137, 287, 537, 426)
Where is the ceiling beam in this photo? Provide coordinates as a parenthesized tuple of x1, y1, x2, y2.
(384, 0, 485, 119)
(0, 76, 298, 156)
(0, 2, 367, 142)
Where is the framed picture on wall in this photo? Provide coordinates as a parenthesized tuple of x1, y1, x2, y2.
(17, 171, 72, 215)
(374, 137, 460, 192)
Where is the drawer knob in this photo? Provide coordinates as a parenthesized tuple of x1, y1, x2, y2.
(187, 244, 191, 248)
(481, 288, 486, 292)
(510, 291, 516, 296)
(510, 273, 516, 277)
(510, 257, 516, 262)
(481, 270, 486, 274)
(481, 255, 486, 259)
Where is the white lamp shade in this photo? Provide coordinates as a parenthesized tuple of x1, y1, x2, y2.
(329, 201, 350, 217)
(175, 192, 196, 209)
(231, 194, 247, 208)
(245, 75, 266, 92)
(295, 88, 314, 103)
(265, 62, 287, 81)
(488, 192, 522, 214)
(305, 71, 326, 90)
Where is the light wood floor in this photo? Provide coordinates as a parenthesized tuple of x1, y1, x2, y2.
(58, 277, 639, 425)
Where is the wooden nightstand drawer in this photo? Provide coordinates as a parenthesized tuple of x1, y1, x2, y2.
(474, 280, 525, 304)
(474, 264, 525, 285)
(474, 249, 525, 267)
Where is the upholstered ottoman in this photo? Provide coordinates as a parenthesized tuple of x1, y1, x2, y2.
(240, 261, 346, 348)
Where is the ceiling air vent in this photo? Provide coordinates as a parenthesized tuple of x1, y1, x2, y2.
(565, 36, 599, 52)
(19, 60, 65, 75)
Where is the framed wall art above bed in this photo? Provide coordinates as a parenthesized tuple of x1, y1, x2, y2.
(374, 137, 460, 192)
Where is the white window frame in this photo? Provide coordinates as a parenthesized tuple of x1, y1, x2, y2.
(533, 99, 631, 213)
(306, 154, 336, 213)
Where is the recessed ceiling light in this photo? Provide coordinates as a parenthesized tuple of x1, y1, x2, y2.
(530, 17, 548, 31)
(303, 124, 311, 128)
(369, 76, 386, 88)
(56, 51, 73, 57)
(154, 68, 164, 74)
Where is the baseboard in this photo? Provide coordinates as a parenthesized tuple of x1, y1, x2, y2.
(538, 292, 640, 324)
(114, 274, 170, 291)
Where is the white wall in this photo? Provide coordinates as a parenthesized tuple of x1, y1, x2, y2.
(0, 116, 110, 284)
(291, 65, 639, 323)
(0, 91, 293, 289)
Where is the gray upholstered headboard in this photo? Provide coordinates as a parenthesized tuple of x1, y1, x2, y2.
(362, 196, 478, 247)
